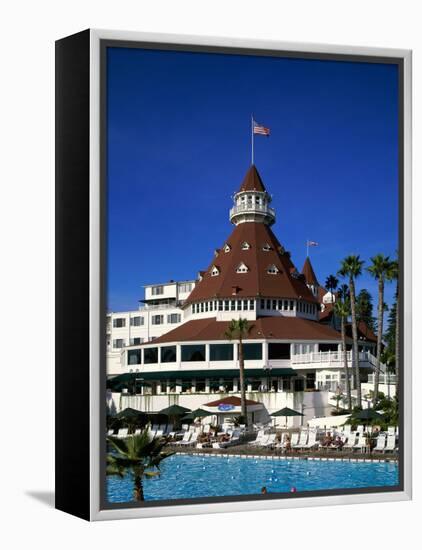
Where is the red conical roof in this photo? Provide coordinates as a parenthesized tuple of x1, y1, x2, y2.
(185, 222, 316, 304)
(238, 165, 267, 193)
(301, 256, 319, 286)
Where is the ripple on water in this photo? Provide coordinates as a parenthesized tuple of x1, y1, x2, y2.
(107, 454, 399, 504)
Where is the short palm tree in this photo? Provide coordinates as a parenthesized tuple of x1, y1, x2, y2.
(225, 318, 251, 423)
(334, 297, 352, 409)
(338, 255, 364, 408)
(107, 430, 173, 501)
(367, 254, 392, 403)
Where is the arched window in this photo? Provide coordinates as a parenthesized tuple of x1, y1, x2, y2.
(262, 243, 271, 252)
(241, 241, 251, 250)
(224, 244, 231, 253)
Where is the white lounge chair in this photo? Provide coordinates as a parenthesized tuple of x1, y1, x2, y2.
(387, 426, 395, 436)
(383, 434, 397, 453)
(290, 433, 300, 447)
(256, 434, 270, 447)
(341, 433, 357, 451)
(116, 428, 128, 438)
(248, 430, 265, 446)
(293, 431, 308, 450)
(261, 433, 277, 448)
(180, 432, 198, 447)
(173, 432, 192, 446)
(165, 424, 173, 435)
(107, 429, 114, 436)
(353, 434, 368, 452)
(373, 434, 386, 453)
(155, 429, 164, 437)
(301, 431, 318, 450)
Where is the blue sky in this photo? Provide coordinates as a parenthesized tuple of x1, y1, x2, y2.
(107, 47, 399, 315)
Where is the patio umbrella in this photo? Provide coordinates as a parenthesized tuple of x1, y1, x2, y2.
(352, 408, 384, 423)
(159, 404, 191, 416)
(159, 404, 191, 429)
(181, 408, 210, 421)
(114, 407, 146, 433)
(271, 407, 304, 428)
(116, 407, 145, 420)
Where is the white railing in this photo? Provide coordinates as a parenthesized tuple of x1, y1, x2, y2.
(367, 373, 397, 385)
(230, 204, 275, 217)
(291, 350, 370, 365)
(138, 303, 177, 311)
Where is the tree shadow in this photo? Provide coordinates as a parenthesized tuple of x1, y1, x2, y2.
(26, 491, 55, 508)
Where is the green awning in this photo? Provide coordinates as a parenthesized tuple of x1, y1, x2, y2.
(110, 368, 296, 383)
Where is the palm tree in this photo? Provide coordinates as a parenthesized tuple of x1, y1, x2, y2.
(334, 297, 352, 409)
(107, 430, 173, 501)
(367, 254, 392, 404)
(387, 258, 399, 399)
(325, 274, 339, 303)
(337, 283, 350, 302)
(225, 318, 251, 423)
(338, 255, 364, 408)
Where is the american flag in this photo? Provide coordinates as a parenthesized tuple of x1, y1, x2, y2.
(253, 120, 270, 136)
(307, 240, 319, 247)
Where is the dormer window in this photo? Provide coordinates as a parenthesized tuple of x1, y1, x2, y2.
(211, 265, 220, 277)
(267, 264, 279, 275)
(262, 243, 271, 252)
(224, 244, 231, 253)
(241, 241, 251, 250)
(236, 262, 249, 274)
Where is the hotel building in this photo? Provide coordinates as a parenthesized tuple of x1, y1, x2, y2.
(107, 166, 379, 424)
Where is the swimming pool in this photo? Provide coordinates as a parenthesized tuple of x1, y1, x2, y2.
(107, 454, 399, 503)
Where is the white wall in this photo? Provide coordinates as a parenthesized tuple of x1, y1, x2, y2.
(3, 1, 419, 548)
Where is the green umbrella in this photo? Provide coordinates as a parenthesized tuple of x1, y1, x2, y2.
(182, 408, 210, 421)
(353, 409, 384, 422)
(271, 406, 304, 427)
(159, 404, 191, 430)
(116, 407, 145, 420)
(159, 404, 191, 416)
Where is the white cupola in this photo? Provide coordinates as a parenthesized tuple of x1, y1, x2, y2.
(229, 165, 276, 226)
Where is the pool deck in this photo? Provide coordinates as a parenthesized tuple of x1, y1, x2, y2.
(166, 444, 398, 463)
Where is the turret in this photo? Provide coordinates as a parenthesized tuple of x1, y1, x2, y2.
(229, 165, 276, 226)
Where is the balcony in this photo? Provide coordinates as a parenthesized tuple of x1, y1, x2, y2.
(230, 203, 275, 219)
(291, 350, 375, 368)
(139, 302, 177, 311)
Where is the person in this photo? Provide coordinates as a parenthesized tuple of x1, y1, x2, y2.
(321, 432, 334, 447)
(333, 435, 344, 449)
(261, 486, 267, 494)
(283, 433, 291, 452)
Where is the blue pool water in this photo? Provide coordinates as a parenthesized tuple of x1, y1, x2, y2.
(107, 454, 399, 503)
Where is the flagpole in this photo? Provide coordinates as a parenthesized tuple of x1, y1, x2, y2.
(251, 114, 254, 165)
(306, 240, 309, 257)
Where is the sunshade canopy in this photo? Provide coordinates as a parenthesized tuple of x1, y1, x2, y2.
(159, 404, 191, 416)
(353, 408, 384, 421)
(182, 408, 210, 421)
(116, 407, 145, 420)
(271, 407, 304, 417)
